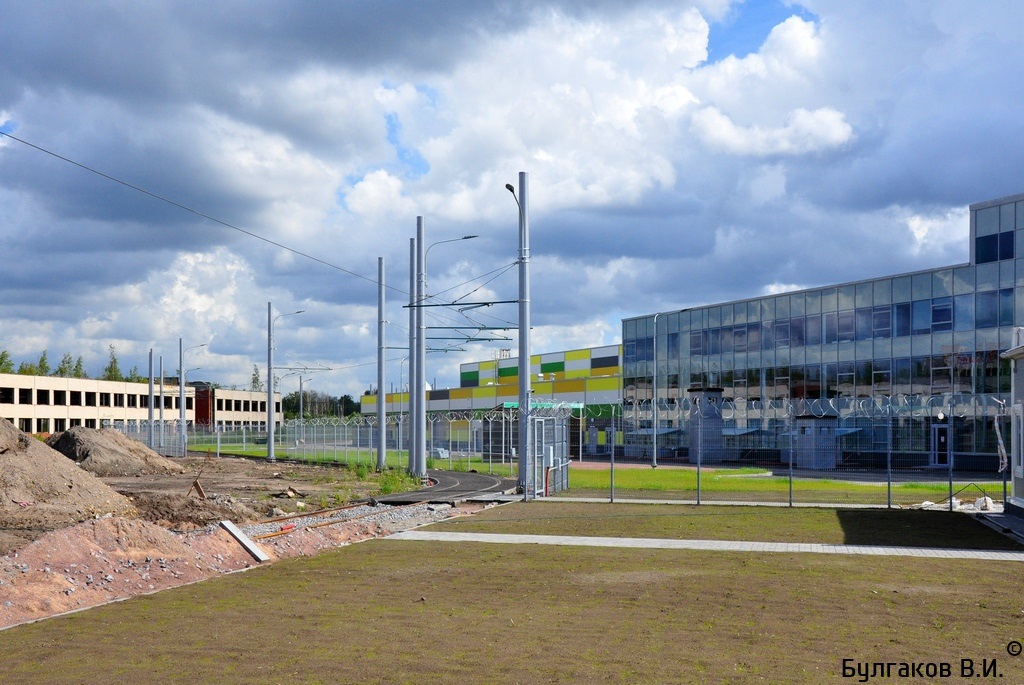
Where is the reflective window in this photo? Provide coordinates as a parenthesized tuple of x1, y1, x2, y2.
(824, 312, 838, 344)
(931, 297, 952, 332)
(894, 303, 911, 337)
(873, 306, 892, 338)
(953, 294, 974, 331)
(976, 290, 998, 328)
(774, 321, 790, 348)
(838, 311, 855, 342)
(976, 235, 999, 263)
(1001, 202, 1015, 231)
(720, 327, 732, 354)
(911, 300, 931, 335)
(1000, 231, 1015, 260)
(732, 326, 746, 353)
(838, 285, 856, 310)
(747, 322, 761, 350)
(976, 206, 999, 236)
(1000, 287, 1014, 326)
(790, 317, 806, 347)
(805, 314, 822, 345)
(762, 321, 774, 350)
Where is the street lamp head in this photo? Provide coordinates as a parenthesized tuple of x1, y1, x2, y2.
(462, 235, 478, 240)
(505, 183, 515, 194)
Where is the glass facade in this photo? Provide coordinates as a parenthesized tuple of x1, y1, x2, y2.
(622, 194, 1024, 408)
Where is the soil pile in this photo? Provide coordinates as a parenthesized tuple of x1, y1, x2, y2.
(127, 492, 261, 530)
(0, 419, 135, 537)
(46, 427, 185, 477)
(0, 516, 258, 627)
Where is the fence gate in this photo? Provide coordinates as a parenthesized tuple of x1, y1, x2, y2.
(931, 424, 951, 467)
(526, 416, 569, 497)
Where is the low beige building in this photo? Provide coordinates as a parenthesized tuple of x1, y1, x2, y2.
(0, 373, 275, 434)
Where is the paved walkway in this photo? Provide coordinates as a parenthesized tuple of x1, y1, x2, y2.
(386, 530, 1024, 561)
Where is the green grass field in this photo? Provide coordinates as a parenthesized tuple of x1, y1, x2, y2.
(562, 464, 1007, 506)
(1, 503, 1021, 684)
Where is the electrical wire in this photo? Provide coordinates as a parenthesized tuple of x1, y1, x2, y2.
(0, 129, 406, 294)
(2, 129, 525, 349)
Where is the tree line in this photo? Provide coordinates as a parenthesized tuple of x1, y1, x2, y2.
(281, 389, 360, 418)
(0, 345, 144, 382)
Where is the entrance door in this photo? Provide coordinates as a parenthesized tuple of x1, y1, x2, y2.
(931, 424, 951, 467)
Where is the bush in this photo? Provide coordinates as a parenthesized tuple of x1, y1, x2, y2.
(378, 469, 416, 495)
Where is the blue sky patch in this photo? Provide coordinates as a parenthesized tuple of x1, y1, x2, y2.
(707, 0, 818, 63)
(385, 112, 430, 179)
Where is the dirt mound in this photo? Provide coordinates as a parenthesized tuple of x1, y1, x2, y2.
(46, 427, 185, 477)
(0, 516, 259, 627)
(0, 419, 135, 532)
(128, 492, 262, 530)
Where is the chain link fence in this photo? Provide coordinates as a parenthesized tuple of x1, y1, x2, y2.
(115, 404, 577, 493)
(110, 394, 1009, 507)
(583, 393, 1010, 508)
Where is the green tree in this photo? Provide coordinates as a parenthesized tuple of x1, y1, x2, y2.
(37, 350, 51, 375)
(340, 394, 360, 416)
(102, 345, 124, 381)
(250, 364, 264, 392)
(0, 350, 13, 374)
(72, 356, 87, 378)
(126, 365, 146, 383)
(17, 361, 39, 375)
(54, 352, 75, 377)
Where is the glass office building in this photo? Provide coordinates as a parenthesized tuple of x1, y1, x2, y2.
(622, 192, 1024, 470)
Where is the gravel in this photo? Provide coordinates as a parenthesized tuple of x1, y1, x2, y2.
(240, 502, 452, 539)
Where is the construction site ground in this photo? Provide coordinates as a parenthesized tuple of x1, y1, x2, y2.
(1, 425, 482, 630)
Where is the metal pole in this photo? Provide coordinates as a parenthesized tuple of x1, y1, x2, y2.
(652, 312, 659, 469)
(159, 357, 164, 451)
(947, 414, 954, 512)
(697, 405, 702, 505)
(377, 256, 387, 471)
(415, 217, 427, 478)
(148, 348, 153, 448)
(788, 410, 794, 507)
(408, 237, 417, 475)
(886, 409, 893, 509)
(610, 406, 616, 503)
(179, 338, 185, 457)
(514, 172, 532, 497)
(267, 302, 275, 462)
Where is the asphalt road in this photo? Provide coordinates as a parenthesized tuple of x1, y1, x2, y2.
(374, 469, 517, 504)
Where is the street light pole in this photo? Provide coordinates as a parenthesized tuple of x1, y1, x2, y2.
(377, 256, 386, 471)
(652, 311, 660, 469)
(147, 349, 154, 449)
(179, 339, 207, 458)
(507, 172, 531, 498)
(408, 237, 417, 476)
(267, 303, 305, 462)
(415, 229, 479, 479)
(415, 217, 427, 478)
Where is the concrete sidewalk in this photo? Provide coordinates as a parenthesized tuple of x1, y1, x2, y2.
(386, 530, 1024, 561)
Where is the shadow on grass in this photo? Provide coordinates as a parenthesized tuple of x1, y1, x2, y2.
(835, 509, 1024, 550)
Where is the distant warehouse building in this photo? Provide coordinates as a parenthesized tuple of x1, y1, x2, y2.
(362, 345, 622, 456)
(0, 372, 278, 434)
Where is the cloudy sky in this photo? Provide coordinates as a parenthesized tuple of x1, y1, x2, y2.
(2, 0, 1022, 398)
